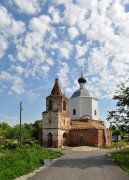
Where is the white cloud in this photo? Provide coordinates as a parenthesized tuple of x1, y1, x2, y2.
(68, 27, 79, 39)
(1, 0, 129, 100)
(10, 0, 41, 15)
(60, 48, 69, 59)
(11, 65, 25, 74)
(0, 5, 25, 58)
(76, 58, 86, 69)
(75, 43, 88, 58)
(0, 37, 8, 58)
(29, 15, 51, 34)
(0, 72, 25, 94)
(63, 3, 86, 26)
(57, 62, 70, 87)
(0, 5, 25, 36)
(48, 6, 60, 23)
(77, 0, 98, 10)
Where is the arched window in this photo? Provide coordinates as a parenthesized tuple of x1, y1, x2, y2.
(63, 100, 66, 111)
(73, 109, 76, 115)
(94, 110, 97, 115)
(48, 100, 52, 110)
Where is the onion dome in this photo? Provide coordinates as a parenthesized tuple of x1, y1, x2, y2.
(71, 74, 95, 98)
(78, 74, 86, 84)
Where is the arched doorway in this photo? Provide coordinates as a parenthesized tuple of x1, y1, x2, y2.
(47, 133, 53, 147)
(79, 135, 84, 146)
(63, 133, 67, 146)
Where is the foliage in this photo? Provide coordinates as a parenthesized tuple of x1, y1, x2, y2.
(111, 148, 129, 174)
(107, 81, 129, 126)
(102, 143, 116, 149)
(115, 140, 128, 148)
(0, 144, 63, 180)
(102, 140, 128, 149)
(0, 120, 42, 143)
(0, 122, 12, 138)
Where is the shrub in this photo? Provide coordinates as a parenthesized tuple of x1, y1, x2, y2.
(111, 148, 129, 174)
(115, 140, 127, 148)
(0, 144, 63, 180)
(102, 144, 116, 149)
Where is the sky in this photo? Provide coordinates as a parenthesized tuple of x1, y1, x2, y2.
(0, 0, 129, 126)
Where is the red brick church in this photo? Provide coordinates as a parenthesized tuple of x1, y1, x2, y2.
(42, 76, 112, 148)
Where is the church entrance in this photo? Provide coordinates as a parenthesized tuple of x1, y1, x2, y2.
(79, 136, 85, 146)
(47, 132, 53, 147)
(63, 133, 67, 146)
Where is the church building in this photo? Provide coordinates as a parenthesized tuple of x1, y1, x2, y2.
(42, 75, 112, 148)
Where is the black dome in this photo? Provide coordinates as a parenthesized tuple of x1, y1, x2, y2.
(78, 75, 86, 84)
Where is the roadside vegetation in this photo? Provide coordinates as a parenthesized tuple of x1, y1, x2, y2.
(0, 120, 42, 142)
(0, 144, 63, 180)
(111, 148, 129, 174)
(102, 140, 128, 149)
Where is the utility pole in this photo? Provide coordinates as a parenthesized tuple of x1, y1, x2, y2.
(20, 101, 22, 145)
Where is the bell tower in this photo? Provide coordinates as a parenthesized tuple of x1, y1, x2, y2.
(46, 78, 67, 112)
(42, 78, 70, 148)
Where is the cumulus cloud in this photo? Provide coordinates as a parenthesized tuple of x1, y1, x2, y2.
(0, 5, 25, 58)
(68, 27, 79, 39)
(10, 0, 41, 15)
(0, 72, 25, 94)
(1, 0, 129, 99)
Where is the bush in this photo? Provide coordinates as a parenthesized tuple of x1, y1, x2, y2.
(111, 148, 129, 174)
(115, 140, 127, 148)
(0, 144, 63, 180)
(102, 144, 116, 149)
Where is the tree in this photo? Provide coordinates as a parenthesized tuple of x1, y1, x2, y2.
(22, 123, 34, 140)
(33, 120, 42, 139)
(0, 122, 12, 138)
(107, 81, 129, 126)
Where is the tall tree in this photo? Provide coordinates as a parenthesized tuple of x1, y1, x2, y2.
(107, 81, 129, 126)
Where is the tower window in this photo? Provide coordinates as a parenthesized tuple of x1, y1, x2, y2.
(94, 110, 97, 115)
(73, 109, 76, 115)
(63, 100, 66, 111)
(48, 100, 52, 110)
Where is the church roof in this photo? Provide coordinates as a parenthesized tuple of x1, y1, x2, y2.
(51, 78, 63, 96)
(70, 120, 104, 130)
(71, 75, 97, 99)
(71, 88, 91, 98)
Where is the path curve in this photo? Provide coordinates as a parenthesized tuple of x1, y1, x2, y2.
(29, 149, 129, 180)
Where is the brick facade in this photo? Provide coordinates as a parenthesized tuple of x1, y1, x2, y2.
(42, 78, 112, 148)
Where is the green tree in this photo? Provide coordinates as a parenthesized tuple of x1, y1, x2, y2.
(22, 123, 34, 140)
(0, 122, 12, 138)
(33, 120, 42, 139)
(107, 81, 129, 126)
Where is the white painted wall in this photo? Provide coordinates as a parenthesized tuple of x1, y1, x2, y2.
(68, 96, 99, 120)
(81, 97, 92, 118)
(68, 97, 81, 120)
(92, 98, 99, 120)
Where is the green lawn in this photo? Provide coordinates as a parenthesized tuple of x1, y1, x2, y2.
(111, 148, 129, 174)
(0, 144, 63, 180)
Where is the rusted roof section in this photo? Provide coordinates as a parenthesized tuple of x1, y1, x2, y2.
(70, 120, 104, 129)
(51, 78, 63, 96)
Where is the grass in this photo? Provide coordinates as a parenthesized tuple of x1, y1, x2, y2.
(111, 148, 129, 174)
(0, 144, 63, 180)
